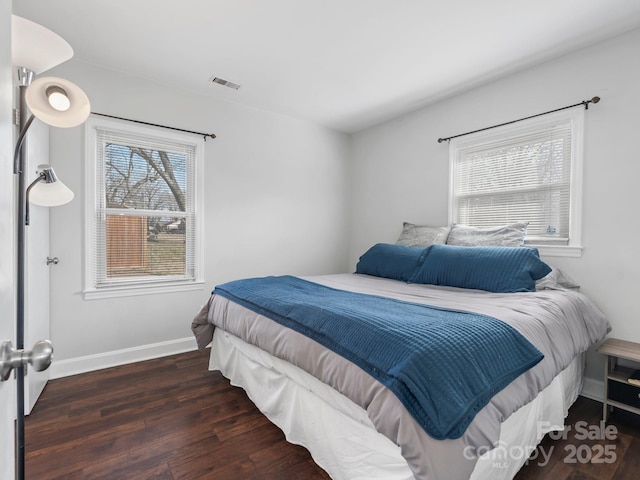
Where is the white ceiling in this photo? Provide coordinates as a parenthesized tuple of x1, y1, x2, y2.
(12, 0, 640, 133)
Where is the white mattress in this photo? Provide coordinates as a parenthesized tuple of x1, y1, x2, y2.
(210, 328, 584, 480)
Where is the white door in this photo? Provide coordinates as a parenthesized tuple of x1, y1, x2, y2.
(24, 119, 50, 414)
(1, 0, 17, 476)
(0, 156, 16, 477)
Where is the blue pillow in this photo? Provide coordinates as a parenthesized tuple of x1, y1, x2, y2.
(355, 243, 428, 282)
(408, 244, 551, 293)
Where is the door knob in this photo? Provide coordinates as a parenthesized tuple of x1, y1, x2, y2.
(0, 340, 54, 381)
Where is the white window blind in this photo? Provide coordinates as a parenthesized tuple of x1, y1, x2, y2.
(450, 108, 584, 249)
(85, 115, 204, 298)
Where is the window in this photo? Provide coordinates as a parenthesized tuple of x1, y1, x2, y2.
(84, 115, 204, 299)
(449, 108, 584, 257)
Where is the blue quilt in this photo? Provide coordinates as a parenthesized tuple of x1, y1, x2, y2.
(213, 275, 543, 440)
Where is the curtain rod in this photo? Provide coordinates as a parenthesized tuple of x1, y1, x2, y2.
(437, 96, 600, 144)
(91, 112, 216, 141)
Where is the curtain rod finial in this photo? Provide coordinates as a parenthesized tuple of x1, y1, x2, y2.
(591, 96, 600, 104)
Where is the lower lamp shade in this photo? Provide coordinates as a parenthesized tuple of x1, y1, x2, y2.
(29, 178, 74, 207)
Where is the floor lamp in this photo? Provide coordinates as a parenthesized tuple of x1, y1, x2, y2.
(0, 15, 90, 480)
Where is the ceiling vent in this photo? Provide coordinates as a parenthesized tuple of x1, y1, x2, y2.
(211, 77, 241, 90)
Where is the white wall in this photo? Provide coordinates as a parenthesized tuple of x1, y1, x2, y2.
(45, 61, 350, 370)
(349, 27, 640, 387)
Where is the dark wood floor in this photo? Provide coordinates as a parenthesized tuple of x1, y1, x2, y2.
(25, 349, 640, 480)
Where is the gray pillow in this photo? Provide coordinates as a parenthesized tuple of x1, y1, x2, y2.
(447, 223, 527, 247)
(396, 222, 451, 247)
(536, 266, 580, 291)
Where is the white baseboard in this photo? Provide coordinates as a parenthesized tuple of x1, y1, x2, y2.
(49, 337, 197, 379)
(49, 339, 607, 406)
(580, 376, 604, 402)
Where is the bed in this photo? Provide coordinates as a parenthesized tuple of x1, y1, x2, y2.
(191, 243, 610, 480)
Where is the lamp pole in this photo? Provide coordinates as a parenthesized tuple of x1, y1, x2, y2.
(8, 17, 88, 480)
(15, 72, 30, 480)
(5, 71, 74, 480)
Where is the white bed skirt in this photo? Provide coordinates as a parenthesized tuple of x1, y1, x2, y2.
(210, 329, 584, 480)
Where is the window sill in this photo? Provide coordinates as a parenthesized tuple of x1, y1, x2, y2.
(83, 280, 206, 300)
(531, 244, 583, 258)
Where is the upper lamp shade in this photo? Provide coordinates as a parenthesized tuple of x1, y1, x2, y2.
(11, 15, 73, 74)
(25, 76, 90, 128)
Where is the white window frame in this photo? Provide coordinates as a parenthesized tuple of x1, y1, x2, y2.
(448, 107, 585, 258)
(83, 115, 205, 299)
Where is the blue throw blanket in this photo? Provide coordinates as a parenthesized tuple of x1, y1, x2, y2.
(213, 275, 543, 440)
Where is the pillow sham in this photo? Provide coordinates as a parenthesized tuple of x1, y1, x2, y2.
(409, 244, 552, 293)
(396, 222, 451, 247)
(355, 243, 428, 282)
(446, 222, 528, 247)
